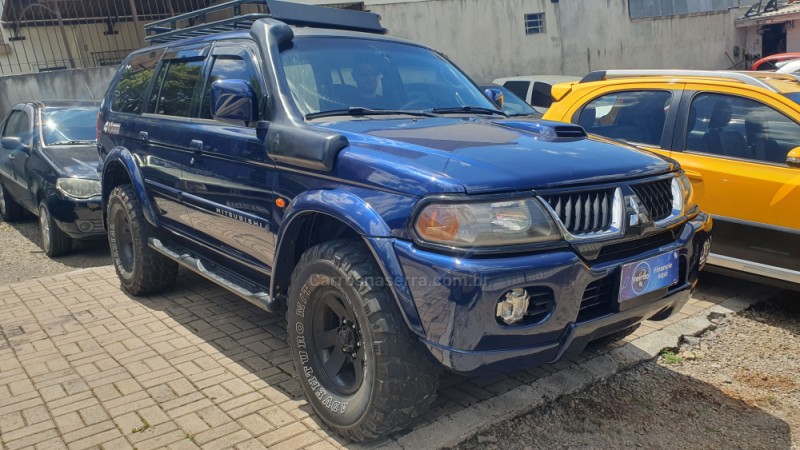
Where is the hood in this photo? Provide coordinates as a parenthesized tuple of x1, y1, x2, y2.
(41, 145, 101, 179)
(318, 118, 674, 194)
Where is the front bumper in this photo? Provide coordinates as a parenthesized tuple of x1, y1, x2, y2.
(46, 193, 105, 240)
(394, 213, 711, 375)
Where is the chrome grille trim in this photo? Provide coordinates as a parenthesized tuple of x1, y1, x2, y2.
(631, 178, 673, 222)
(539, 187, 624, 241)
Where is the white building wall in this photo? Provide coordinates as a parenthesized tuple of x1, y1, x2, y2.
(364, 0, 749, 82)
(786, 20, 800, 52)
(0, 0, 750, 79)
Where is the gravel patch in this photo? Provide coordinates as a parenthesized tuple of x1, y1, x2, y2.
(455, 291, 800, 450)
(0, 215, 110, 284)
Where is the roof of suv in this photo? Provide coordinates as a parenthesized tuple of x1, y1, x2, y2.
(130, 25, 424, 56)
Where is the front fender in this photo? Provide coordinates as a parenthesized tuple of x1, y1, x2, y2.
(273, 189, 425, 337)
(101, 147, 159, 227)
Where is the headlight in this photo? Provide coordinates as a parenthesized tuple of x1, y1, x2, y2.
(671, 174, 694, 215)
(413, 198, 560, 248)
(56, 178, 101, 199)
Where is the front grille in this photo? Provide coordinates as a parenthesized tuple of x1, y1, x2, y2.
(524, 287, 555, 324)
(631, 178, 673, 222)
(597, 230, 676, 261)
(578, 276, 615, 322)
(542, 189, 616, 235)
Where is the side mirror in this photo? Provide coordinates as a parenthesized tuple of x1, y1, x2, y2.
(788, 147, 800, 168)
(530, 81, 553, 108)
(484, 88, 504, 110)
(210, 79, 259, 123)
(1, 136, 23, 151)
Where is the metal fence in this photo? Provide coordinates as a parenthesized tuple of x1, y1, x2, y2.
(0, 0, 365, 75)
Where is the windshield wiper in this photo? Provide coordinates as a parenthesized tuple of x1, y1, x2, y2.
(48, 140, 96, 146)
(306, 107, 439, 120)
(431, 106, 509, 117)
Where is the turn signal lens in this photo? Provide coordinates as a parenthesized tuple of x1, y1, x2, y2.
(416, 204, 460, 242)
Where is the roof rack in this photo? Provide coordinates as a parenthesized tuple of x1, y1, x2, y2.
(144, 0, 385, 44)
(579, 70, 795, 92)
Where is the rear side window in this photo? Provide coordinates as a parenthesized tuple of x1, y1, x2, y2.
(502, 81, 531, 103)
(111, 49, 164, 114)
(150, 59, 205, 117)
(686, 93, 800, 164)
(577, 90, 672, 147)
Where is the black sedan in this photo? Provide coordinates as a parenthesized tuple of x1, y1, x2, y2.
(0, 100, 103, 257)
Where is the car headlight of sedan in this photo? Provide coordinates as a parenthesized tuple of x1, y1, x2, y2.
(56, 178, 101, 199)
(413, 198, 560, 249)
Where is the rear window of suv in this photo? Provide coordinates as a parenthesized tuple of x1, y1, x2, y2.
(111, 49, 164, 114)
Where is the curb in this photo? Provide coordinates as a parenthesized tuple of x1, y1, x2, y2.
(366, 289, 774, 450)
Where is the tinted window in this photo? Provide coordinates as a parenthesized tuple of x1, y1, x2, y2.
(3, 110, 29, 140)
(281, 37, 496, 116)
(577, 90, 672, 146)
(200, 55, 263, 120)
(502, 81, 531, 102)
(112, 49, 164, 114)
(686, 93, 800, 164)
(41, 107, 99, 146)
(151, 59, 204, 117)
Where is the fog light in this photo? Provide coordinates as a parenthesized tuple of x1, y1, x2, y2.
(77, 221, 93, 233)
(699, 238, 712, 269)
(496, 288, 530, 325)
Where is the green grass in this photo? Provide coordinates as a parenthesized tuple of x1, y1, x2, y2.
(131, 418, 150, 434)
(661, 349, 683, 365)
(186, 433, 196, 444)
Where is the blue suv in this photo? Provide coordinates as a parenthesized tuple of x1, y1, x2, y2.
(98, 0, 712, 441)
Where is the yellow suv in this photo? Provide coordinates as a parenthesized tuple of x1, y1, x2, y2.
(543, 70, 800, 288)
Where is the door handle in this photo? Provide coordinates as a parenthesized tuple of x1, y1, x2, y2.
(684, 170, 703, 182)
(189, 140, 204, 153)
(138, 131, 149, 143)
(8, 153, 14, 160)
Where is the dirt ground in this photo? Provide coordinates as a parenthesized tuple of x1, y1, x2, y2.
(0, 215, 110, 284)
(455, 291, 800, 450)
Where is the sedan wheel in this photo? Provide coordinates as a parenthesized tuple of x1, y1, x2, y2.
(0, 183, 23, 221)
(38, 202, 72, 257)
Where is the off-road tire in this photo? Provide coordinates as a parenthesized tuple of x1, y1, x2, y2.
(39, 202, 72, 257)
(0, 182, 23, 222)
(107, 184, 177, 295)
(287, 239, 440, 442)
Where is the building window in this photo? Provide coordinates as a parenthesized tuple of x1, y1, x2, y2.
(525, 13, 545, 34)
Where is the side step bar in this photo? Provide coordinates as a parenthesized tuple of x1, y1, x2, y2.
(148, 238, 282, 313)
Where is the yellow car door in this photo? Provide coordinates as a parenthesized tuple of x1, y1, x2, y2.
(673, 85, 800, 280)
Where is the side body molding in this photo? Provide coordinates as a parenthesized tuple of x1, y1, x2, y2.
(273, 189, 425, 337)
(101, 146, 160, 227)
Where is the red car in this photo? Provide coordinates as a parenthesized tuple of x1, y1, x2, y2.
(751, 52, 800, 70)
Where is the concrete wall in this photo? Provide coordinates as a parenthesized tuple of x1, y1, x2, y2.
(366, 0, 749, 83)
(0, 67, 116, 117)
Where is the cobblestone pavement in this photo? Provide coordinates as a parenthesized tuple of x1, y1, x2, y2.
(0, 267, 777, 450)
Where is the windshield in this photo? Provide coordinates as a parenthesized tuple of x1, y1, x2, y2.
(41, 107, 98, 146)
(486, 85, 540, 117)
(783, 92, 800, 105)
(281, 37, 497, 118)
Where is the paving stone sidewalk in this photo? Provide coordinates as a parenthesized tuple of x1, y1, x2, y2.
(0, 268, 777, 450)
